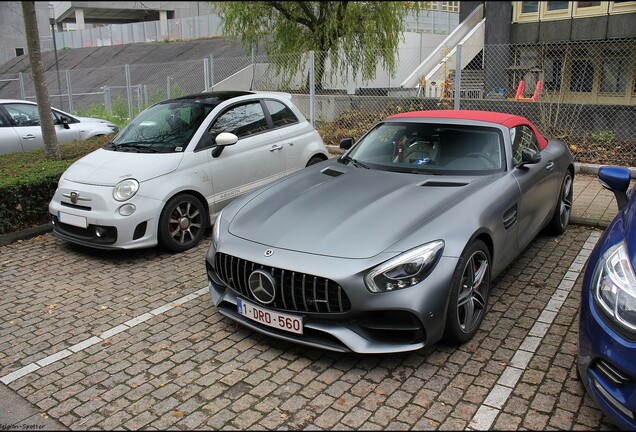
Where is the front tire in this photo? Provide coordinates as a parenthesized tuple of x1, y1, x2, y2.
(546, 170, 573, 235)
(443, 240, 491, 344)
(158, 194, 207, 253)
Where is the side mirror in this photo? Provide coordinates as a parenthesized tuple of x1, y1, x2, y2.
(599, 165, 631, 210)
(340, 137, 354, 150)
(61, 116, 70, 130)
(518, 148, 541, 167)
(211, 132, 238, 158)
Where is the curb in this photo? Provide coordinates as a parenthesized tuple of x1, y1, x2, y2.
(570, 217, 610, 229)
(0, 224, 52, 247)
(574, 162, 636, 176)
(0, 383, 68, 431)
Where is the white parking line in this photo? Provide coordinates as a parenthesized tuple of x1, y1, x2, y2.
(469, 230, 602, 430)
(0, 287, 209, 385)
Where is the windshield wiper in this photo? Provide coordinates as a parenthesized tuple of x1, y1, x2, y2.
(340, 155, 370, 169)
(109, 142, 161, 153)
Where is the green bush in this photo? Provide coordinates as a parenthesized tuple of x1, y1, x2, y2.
(0, 136, 111, 235)
(75, 96, 130, 128)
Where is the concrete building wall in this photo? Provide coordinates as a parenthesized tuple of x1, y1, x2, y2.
(483, 2, 512, 95)
(0, 2, 52, 66)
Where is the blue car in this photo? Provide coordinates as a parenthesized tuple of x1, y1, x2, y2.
(578, 165, 636, 430)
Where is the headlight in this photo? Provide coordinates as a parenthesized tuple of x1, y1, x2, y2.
(365, 241, 444, 293)
(113, 179, 139, 202)
(594, 242, 636, 332)
(212, 210, 223, 249)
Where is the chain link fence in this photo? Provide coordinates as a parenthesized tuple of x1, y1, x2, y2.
(1, 37, 634, 166)
(306, 39, 636, 167)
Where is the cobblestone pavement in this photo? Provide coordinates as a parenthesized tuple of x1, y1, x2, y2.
(0, 222, 621, 431)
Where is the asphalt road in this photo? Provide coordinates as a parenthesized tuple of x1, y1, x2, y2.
(0, 223, 620, 430)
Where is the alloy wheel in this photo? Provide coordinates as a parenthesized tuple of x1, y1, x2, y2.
(457, 250, 489, 334)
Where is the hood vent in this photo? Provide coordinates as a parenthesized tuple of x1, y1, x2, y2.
(418, 180, 470, 188)
(321, 167, 346, 177)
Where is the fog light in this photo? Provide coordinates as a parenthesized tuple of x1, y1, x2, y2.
(118, 204, 136, 216)
(95, 227, 105, 238)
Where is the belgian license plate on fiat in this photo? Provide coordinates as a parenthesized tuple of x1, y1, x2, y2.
(237, 298, 303, 335)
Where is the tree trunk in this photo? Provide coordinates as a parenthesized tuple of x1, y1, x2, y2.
(21, 1, 60, 160)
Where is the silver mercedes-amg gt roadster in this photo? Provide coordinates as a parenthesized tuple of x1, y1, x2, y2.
(206, 110, 574, 354)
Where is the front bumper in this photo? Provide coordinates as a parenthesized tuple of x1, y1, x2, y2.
(48, 180, 163, 250)
(205, 233, 459, 354)
(578, 274, 636, 430)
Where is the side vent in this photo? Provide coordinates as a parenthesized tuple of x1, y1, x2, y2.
(321, 167, 346, 177)
(503, 204, 518, 230)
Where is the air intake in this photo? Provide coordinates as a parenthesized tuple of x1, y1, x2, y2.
(321, 167, 346, 177)
(418, 180, 469, 187)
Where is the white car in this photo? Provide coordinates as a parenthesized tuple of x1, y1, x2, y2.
(0, 99, 119, 154)
(48, 91, 329, 252)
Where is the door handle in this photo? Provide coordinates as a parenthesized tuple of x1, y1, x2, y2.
(269, 144, 283, 152)
(22, 134, 36, 140)
(546, 161, 555, 171)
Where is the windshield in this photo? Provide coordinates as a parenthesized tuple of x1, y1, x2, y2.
(108, 100, 215, 153)
(341, 121, 505, 175)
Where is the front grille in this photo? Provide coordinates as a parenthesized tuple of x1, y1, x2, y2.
(214, 252, 351, 313)
(50, 214, 117, 245)
(61, 201, 92, 211)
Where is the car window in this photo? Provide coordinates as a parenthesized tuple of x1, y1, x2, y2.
(344, 122, 504, 175)
(4, 103, 43, 126)
(510, 125, 540, 166)
(209, 102, 268, 141)
(110, 100, 213, 152)
(52, 109, 77, 125)
(265, 100, 298, 128)
(51, 110, 65, 125)
(0, 111, 10, 127)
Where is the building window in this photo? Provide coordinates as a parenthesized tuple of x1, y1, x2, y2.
(427, 2, 440, 11)
(570, 49, 595, 93)
(521, 1, 539, 13)
(546, 1, 570, 10)
(14, 48, 24, 57)
(573, 1, 609, 16)
(541, 1, 572, 19)
(62, 22, 77, 32)
(543, 49, 564, 91)
(600, 56, 627, 93)
(441, 2, 460, 12)
(513, 2, 540, 22)
(610, 1, 636, 14)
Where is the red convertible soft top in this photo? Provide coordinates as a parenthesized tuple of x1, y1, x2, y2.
(386, 110, 548, 150)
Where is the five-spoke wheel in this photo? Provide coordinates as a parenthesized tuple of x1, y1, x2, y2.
(546, 170, 573, 235)
(444, 240, 491, 344)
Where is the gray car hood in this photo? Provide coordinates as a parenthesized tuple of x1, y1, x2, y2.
(229, 163, 494, 259)
(63, 148, 183, 186)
